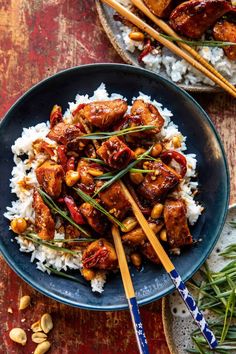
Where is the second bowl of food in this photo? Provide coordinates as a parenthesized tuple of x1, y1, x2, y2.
(0, 64, 229, 310)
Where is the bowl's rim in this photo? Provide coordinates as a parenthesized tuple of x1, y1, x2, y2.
(0, 63, 230, 310)
(161, 203, 236, 354)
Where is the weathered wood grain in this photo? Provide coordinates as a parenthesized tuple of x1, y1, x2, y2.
(0, 0, 235, 353)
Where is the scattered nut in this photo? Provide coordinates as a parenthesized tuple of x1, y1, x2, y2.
(120, 217, 138, 233)
(31, 320, 42, 333)
(134, 147, 146, 157)
(40, 313, 53, 334)
(129, 172, 144, 185)
(143, 161, 150, 170)
(160, 228, 167, 242)
(32, 332, 47, 344)
(9, 328, 27, 346)
(19, 295, 31, 310)
(34, 341, 51, 354)
(87, 168, 103, 177)
(151, 143, 162, 157)
(151, 203, 164, 219)
(10, 218, 27, 234)
(7, 307, 13, 314)
(129, 31, 145, 41)
(172, 136, 181, 148)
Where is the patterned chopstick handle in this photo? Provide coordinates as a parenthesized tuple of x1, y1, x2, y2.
(169, 269, 218, 349)
(128, 297, 150, 354)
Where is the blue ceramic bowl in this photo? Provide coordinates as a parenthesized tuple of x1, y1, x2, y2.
(0, 64, 229, 310)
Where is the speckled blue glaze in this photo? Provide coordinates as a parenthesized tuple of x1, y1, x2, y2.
(0, 64, 229, 310)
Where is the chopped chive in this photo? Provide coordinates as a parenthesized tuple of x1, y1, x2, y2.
(81, 125, 156, 140)
(45, 266, 88, 286)
(83, 158, 108, 165)
(159, 34, 236, 47)
(23, 233, 80, 255)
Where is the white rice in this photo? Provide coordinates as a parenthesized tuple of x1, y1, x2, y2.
(4, 83, 202, 293)
(115, 0, 236, 86)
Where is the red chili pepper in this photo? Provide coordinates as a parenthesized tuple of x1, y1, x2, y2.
(82, 248, 109, 268)
(66, 156, 75, 171)
(160, 150, 187, 178)
(72, 103, 86, 116)
(75, 122, 86, 133)
(109, 147, 132, 169)
(64, 196, 85, 225)
(138, 39, 153, 63)
(57, 145, 67, 171)
(50, 105, 63, 128)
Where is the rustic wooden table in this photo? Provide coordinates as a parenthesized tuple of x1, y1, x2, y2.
(0, 1, 235, 353)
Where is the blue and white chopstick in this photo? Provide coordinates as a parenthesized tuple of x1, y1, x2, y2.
(121, 182, 218, 350)
(112, 226, 149, 354)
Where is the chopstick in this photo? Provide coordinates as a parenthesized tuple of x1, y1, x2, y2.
(131, 0, 236, 95)
(75, 114, 147, 354)
(102, 0, 236, 98)
(111, 225, 149, 354)
(120, 181, 218, 350)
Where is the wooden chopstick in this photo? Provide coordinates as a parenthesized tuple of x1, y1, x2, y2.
(120, 181, 218, 350)
(102, 0, 236, 98)
(111, 226, 149, 354)
(131, 0, 236, 95)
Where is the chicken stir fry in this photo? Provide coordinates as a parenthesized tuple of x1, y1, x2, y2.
(119, 0, 236, 61)
(10, 98, 197, 284)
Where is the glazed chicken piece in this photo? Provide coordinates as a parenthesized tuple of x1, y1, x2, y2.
(36, 160, 64, 198)
(137, 160, 180, 202)
(77, 160, 95, 195)
(169, 0, 232, 39)
(32, 139, 55, 157)
(164, 198, 192, 248)
(80, 202, 107, 234)
(78, 99, 128, 130)
(47, 122, 86, 151)
(97, 136, 135, 169)
(82, 238, 118, 270)
(99, 181, 130, 220)
(122, 221, 163, 246)
(32, 190, 55, 240)
(47, 122, 67, 145)
(140, 241, 160, 264)
(143, 0, 173, 18)
(213, 21, 236, 60)
(130, 99, 164, 135)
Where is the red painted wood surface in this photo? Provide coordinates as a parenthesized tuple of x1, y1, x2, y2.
(0, 1, 235, 353)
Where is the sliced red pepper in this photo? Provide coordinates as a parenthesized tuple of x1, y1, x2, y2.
(74, 122, 86, 133)
(72, 103, 86, 116)
(111, 147, 132, 166)
(64, 195, 85, 225)
(57, 145, 67, 172)
(160, 150, 187, 178)
(138, 39, 153, 63)
(66, 156, 75, 171)
(50, 105, 63, 128)
(83, 248, 109, 268)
